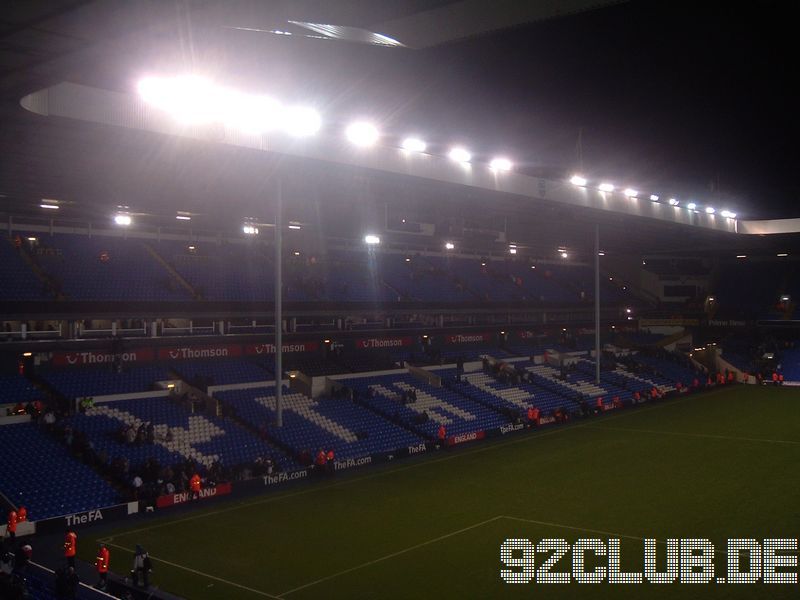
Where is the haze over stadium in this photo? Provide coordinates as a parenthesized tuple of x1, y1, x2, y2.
(2, 1, 800, 599)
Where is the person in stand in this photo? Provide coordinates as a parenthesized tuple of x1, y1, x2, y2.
(189, 473, 202, 500)
(17, 506, 26, 524)
(315, 449, 327, 474)
(63, 528, 77, 569)
(527, 406, 540, 427)
(779, 372, 785, 386)
(5, 509, 17, 543)
(132, 545, 152, 588)
(595, 397, 604, 414)
(437, 424, 447, 445)
(95, 543, 109, 590)
(326, 448, 335, 473)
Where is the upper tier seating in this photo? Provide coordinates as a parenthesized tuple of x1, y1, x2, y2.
(1, 374, 42, 404)
(31, 234, 191, 301)
(216, 387, 423, 459)
(0, 423, 120, 520)
(171, 358, 271, 386)
(0, 238, 49, 300)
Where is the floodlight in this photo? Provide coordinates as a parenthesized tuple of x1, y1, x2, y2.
(650, 194, 659, 201)
(364, 234, 381, 245)
(138, 75, 220, 124)
(570, 175, 587, 186)
(598, 183, 614, 192)
(402, 137, 426, 153)
(445, 242, 455, 250)
(448, 147, 471, 163)
(720, 210, 737, 219)
(346, 122, 379, 146)
(509, 247, 517, 255)
(489, 157, 513, 172)
(705, 206, 715, 214)
(625, 308, 632, 314)
(114, 214, 132, 226)
(283, 106, 321, 137)
(243, 224, 259, 235)
(668, 198, 679, 206)
(223, 93, 283, 134)
(624, 188, 638, 198)
(560, 251, 568, 259)
(687, 202, 697, 210)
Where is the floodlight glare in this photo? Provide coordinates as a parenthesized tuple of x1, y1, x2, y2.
(448, 147, 471, 163)
(489, 157, 513, 172)
(283, 106, 321, 137)
(445, 242, 455, 250)
(114, 214, 132, 226)
(138, 75, 220, 124)
(346, 122, 379, 146)
(598, 183, 615, 192)
(224, 93, 283, 134)
(720, 210, 737, 219)
(570, 175, 587, 186)
(364, 234, 381, 245)
(687, 202, 697, 210)
(705, 206, 716, 214)
(668, 198, 679, 206)
(624, 188, 639, 198)
(650, 194, 659, 201)
(242, 225, 259, 235)
(401, 137, 427, 153)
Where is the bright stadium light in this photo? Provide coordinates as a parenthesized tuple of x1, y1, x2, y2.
(401, 137, 427, 153)
(448, 147, 471, 163)
(570, 175, 587, 186)
(489, 157, 513, 172)
(114, 214, 132, 226)
(598, 182, 615, 192)
(223, 93, 283, 134)
(364, 234, 381, 245)
(346, 121, 379, 146)
(243, 224, 259, 235)
(176, 214, 191, 221)
(777, 253, 789, 257)
(624, 188, 639, 198)
(560, 251, 569, 259)
(650, 194, 659, 201)
(138, 75, 220, 124)
(736, 255, 747, 259)
(687, 202, 697, 210)
(668, 198, 679, 206)
(445, 242, 455, 250)
(598, 251, 605, 256)
(40, 203, 59, 210)
(509, 247, 517, 255)
(283, 106, 321, 137)
(288, 222, 302, 230)
(720, 210, 737, 219)
(705, 206, 716, 214)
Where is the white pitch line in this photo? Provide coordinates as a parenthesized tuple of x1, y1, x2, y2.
(278, 515, 504, 597)
(102, 541, 283, 599)
(586, 424, 800, 446)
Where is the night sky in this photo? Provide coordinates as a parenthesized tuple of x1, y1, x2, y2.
(229, 0, 799, 219)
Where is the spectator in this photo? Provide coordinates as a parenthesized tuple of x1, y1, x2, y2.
(95, 543, 109, 590)
(63, 528, 77, 568)
(55, 566, 80, 599)
(132, 545, 152, 588)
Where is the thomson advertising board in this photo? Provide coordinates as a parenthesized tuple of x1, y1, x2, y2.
(446, 332, 492, 344)
(52, 348, 155, 366)
(244, 341, 319, 355)
(355, 337, 412, 349)
(157, 344, 242, 361)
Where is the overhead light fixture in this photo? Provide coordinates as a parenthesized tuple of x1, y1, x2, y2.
(720, 210, 737, 219)
(27, 237, 37, 242)
(288, 222, 302, 230)
(346, 121, 379, 146)
(364, 234, 380, 245)
(445, 242, 455, 250)
(570, 175, 587, 186)
(598, 251, 605, 256)
(401, 137, 426, 153)
(489, 157, 513, 172)
(293, 251, 301, 256)
(736, 255, 746, 259)
(176, 214, 191, 221)
(448, 147, 471, 163)
(777, 253, 789, 257)
(560, 251, 568, 259)
(405, 257, 411, 262)
(188, 245, 196, 251)
(780, 295, 791, 302)
(687, 202, 697, 210)
(40, 202, 59, 210)
(509, 247, 517, 255)
(623, 188, 639, 198)
(668, 198, 679, 206)
(22, 352, 32, 357)
(243, 224, 259, 235)
(650, 194, 659, 201)
(705, 207, 716, 214)
(114, 214, 132, 226)
(598, 183, 615, 192)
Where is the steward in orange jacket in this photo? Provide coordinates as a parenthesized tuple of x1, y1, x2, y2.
(95, 543, 110, 589)
(64, 529, 78, 568)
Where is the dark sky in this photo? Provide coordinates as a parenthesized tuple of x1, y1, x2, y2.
(222, 0, 799, 219)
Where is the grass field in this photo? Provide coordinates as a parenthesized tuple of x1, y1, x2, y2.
(81, 385, 800, 599)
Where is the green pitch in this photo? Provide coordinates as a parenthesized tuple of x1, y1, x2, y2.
(82, 385, 800, 599)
